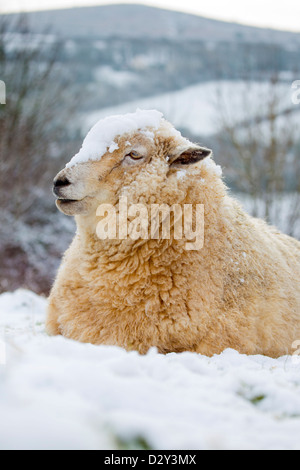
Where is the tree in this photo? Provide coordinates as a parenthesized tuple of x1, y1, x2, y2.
(216, 73, 300, 238)
(0, 15, 78, 218)
(0, 15, 79, 294)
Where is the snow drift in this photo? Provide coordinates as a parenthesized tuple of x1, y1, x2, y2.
(1, 289, 300, 450)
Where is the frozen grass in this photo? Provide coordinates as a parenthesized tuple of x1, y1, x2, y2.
(1, 289, 300, 450)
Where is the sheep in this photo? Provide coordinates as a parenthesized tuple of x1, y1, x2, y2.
(46, 109, 300, 357)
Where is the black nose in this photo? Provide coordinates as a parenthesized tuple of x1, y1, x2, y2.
(53, 176, 71, 196)
(54, 176, 71, 188)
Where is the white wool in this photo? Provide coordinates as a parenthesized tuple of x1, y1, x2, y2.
(202, 157, 223, 177)
(176, 169, 187, 181)
(66, 109, 163, 168)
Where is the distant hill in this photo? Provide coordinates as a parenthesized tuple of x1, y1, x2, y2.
(5, 3, 300, 44)
(3, 3, 300, 138)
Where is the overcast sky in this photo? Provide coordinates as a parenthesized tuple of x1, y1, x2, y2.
(1, 0, 300, 32)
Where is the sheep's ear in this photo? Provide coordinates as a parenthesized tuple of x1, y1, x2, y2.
(170, 147, 212, 166)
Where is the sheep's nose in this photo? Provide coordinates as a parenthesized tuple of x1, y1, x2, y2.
(53, 175, 71, 196)
(54, 176, 71, 188)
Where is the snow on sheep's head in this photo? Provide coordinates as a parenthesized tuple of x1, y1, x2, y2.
(53, 109, 213, 217)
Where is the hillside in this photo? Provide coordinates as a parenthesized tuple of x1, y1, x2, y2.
(6, 4, 300, 44)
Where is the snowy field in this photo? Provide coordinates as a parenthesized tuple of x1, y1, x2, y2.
(84, 80, 300, 137)
(1, 289, 300, 450)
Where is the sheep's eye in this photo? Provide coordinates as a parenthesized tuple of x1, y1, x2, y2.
(126, 151, 143, 160)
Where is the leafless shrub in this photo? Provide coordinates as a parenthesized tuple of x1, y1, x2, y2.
(0, 15, 79, 293)
(216, 73, 300, 238)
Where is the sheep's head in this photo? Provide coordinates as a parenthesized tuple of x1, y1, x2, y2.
(53, 110, 214, 219)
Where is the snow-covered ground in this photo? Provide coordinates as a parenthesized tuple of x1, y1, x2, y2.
(84, 80, 300, 137)
(94, 66, 140, 89)
(1, 289, 300, 450)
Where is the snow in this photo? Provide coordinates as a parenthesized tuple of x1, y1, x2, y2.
(1, 289, 300, 450)
(94, 66, 139, 88)
(176, 170, 187, 181)
(3, 32, 57, 53)
(202, 157, 223, 177)
(66, 109, 163, 168)
(83, 80, 300, 137)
